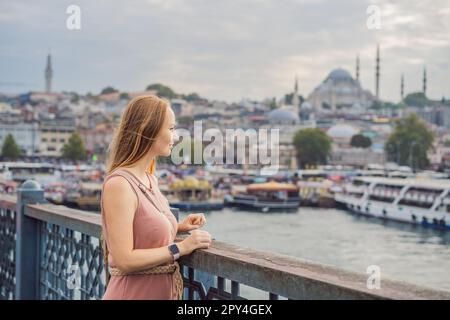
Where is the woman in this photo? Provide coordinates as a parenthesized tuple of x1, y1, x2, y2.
(101, 95, 212, 300)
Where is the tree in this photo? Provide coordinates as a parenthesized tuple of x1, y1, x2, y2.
(268, 98, 277, 110)
(62, 133, 87, 161)
(403, 92, 428, 107)
(119, 92, 130, 100)
(183, 92, 203, 102)
(385, 114, 434, 170)
(1, 134, 21, 160)
(100, 86, 118, 95)
(293, 128, 332, 169)
(351, 134, 372, 148)
(146, 83, 177, 99)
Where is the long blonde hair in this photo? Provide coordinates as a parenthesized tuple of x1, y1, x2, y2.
(106, 95, 169, 175)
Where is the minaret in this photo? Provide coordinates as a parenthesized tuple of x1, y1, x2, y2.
(423, 67, 427, 96)
(356, 54, 360, 82)
(292, 75, 300, 111)
(400, 73, 404, 100)
(45, 52, 53, 93)
(375, 44, 380, 100)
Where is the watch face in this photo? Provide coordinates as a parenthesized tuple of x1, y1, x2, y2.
(169, 244, 180, 255)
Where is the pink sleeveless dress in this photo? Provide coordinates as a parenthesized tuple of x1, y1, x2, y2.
(101, 169, 179, 300)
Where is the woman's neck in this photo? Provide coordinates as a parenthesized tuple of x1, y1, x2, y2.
(122, 153, 155, 186)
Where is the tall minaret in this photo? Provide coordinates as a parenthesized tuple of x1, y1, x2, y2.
(400, 73, 404, 100)
(356, 54, 360, 82)
(45, 52, 53, 93)
(423, 67, 427, 96)
(292, 75, 300, 111)
(375, 44, 380, 100)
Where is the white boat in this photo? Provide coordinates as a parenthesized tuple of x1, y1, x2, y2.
(335, 177, 450, 230)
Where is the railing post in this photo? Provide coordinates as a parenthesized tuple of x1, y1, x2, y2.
(15, 180, 46, 300)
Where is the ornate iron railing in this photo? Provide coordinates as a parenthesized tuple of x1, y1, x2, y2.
(0, 195, 16, 300)
(1, 181, 450, 300)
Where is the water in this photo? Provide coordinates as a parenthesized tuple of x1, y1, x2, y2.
(179, 207, 450, 294)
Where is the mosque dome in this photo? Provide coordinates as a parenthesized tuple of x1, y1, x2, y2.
(326, 68, 354, 82)
(327, 123, 359, 139)
(268, 108, 300, 125)
(300, 101, 313, 109)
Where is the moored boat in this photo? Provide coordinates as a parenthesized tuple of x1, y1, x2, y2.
(224, 181, 300, 212)
(335, 177, 450, 230)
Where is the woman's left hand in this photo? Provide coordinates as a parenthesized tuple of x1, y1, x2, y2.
(178, 213, 206, 232)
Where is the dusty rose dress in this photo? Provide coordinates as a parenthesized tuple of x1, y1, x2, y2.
(101, 169, 179, 300)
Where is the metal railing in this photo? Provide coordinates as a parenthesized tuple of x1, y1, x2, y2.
(1, 180, 450, 300)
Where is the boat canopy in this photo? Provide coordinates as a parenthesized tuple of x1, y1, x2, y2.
(247, 181, 298, 192)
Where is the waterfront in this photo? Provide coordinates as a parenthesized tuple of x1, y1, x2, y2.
(179, 207, 450, 295)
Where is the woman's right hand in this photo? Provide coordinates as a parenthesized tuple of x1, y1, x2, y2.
(179, 230, 212, 256)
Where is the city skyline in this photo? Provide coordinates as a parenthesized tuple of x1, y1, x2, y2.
(1, 0, 449, 103)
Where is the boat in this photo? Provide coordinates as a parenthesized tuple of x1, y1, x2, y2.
(168, 176, 224, 211)
(297, 178, 336, 208)
(224, 180, 300, 212)
(76, 182, 102, 210)
(44, 182, 67, 204)
(0, 175, 17, 194)
(335, 176, 450, 230)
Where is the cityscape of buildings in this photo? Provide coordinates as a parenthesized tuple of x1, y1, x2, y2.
(1, 45, 449, 172)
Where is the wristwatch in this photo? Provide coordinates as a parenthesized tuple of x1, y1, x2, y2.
(168, 243, 180, 261)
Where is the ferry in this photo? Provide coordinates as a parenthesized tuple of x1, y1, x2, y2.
(224, 181, 300, 212)
(335, 177, 450, 230)
(297, 179, 336, 208)
(167, 176, 224, 211)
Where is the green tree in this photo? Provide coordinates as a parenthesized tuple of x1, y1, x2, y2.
(62, 133, 87, 161)
(403, 92, 428, 107)
(146, 83, 177, 99)
(350, 134, 372, 148)
(293, 128, 332, 169)
(100, 86, 119, 95)
(268, 98, 277, 110)
(385, 114, 434, 170)
(1, 134, 21, 160)
(119, 92, 130, 100)
(70, 92, 80, 104)
(183, 92, 203, 102)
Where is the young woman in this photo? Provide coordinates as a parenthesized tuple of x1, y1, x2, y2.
(101, 95, 212, 300)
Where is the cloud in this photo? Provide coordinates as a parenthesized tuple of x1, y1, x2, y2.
(0, 0, 449, 102)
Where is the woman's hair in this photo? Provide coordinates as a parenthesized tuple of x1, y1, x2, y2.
(106, 95, 169, 175)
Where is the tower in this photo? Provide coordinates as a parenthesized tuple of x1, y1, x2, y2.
(292, 75, 300, 111)
(423, 67, 427, 96)
(45, 52, 53, 93)
(400, 73, 404, 100)
(356, 54, 360, 82)
(375, 44, 380, 100)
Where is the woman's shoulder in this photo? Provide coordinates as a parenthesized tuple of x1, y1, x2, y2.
(103, 173, 138, 200)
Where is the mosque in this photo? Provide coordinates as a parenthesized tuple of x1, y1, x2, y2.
(307, 46, 382, 111)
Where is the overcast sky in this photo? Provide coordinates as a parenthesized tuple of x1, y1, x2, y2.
(1, 0, 449, 103)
